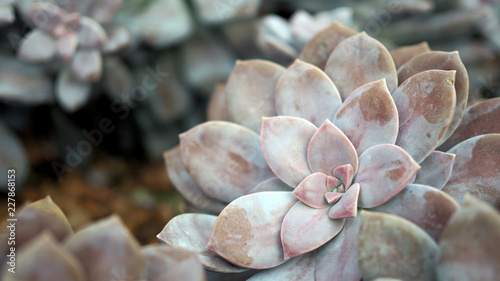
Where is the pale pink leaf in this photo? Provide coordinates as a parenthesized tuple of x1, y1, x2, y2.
(281, 202, 345, 259)
(393, 70, 457, 163)
(332, 164, 354, 190)
(299, 21, 358, 69)
(355, 144, 420, 209)
(371, 184, 459, 241)
(325, 32, 397, 100)
(208, 192, 298, 269)
(292, 173, 329, 209)
(248, 177, 292, 194)
(180, 121, 273, 203)
(158, 214, 246, 273)
(55, 68, 92, 113)
(88, 0, 122, 25)
(226, 60, 285, 132)
(442, 134, 500, 208)
(56, 32, 78, 62)
(414, 151, 455, 190)
(71, 49, 102, 82)
(78, 17, 108, 48)
(307, 119, 358, 175)
(275, 59, 341, 127)
(390, 42, 431, 70)
(328, 183, 360, 219)
(29, 3, 66, 32)
(102, 26, 130, 53)
(357, 211, 439, 281)
(261, 116, 317, 187)
(333, 79, 398, 155)
(18, 29, 56, 62)
(247, 251, 316, 281)
(207, 83, 231, 121)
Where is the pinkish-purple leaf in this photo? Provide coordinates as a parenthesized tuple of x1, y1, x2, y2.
(355, 144, 420, 209)
(87, 0, 122, 25)
(207, 83, 231, 121)
(398, 51, 469, 145)
(180, 121, 273, 203)
(292, 173, 329, 209)
(71, 49, 102, 82)
(393, 70, 457, 163)
(158, 214, 246, 273)
(390, 42, 431, 70)
(275, 59, 341, 127)
(78, 17, 108, 48)
(247, 251, 316, 281)
(436, 195, 500, 280)
(56, 32, 78, 62)
(142, 245, 206, 281)
(333, 79, 399, 155)
(102, 26, 130, 53)
(357, 211, 439, 281)
(163, 147, 226, 214)
(442, 134, 500, 208)
(307, 119, 358, 175)
(208, 192, 298, 269)
(414, 151, 455, 190)
(315, 218, 362, 281)
(281, 202, 345, 260)
(226, 60, 285, 132)
(261, 116, 317, 187)
(299, 21, 358, 69)
(328, 183, 360, 219)
(29, 3, 66, 32)
(371, 184, 459, 241)
(332, 164, 354, 190)
(18, 29, 56, 62)
(439, 97, 500, 151)
(248, 177, 292, 194)
(325, 32, 397, 100)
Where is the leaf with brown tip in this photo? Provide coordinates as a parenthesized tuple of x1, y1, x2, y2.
(390, 42, 431, 70)
(439, 97, 500, 151)
(393, 70, 456, 163)
(437, 195, 500, 281)
(226, 60, 285, 132)
(357, 211, 439, 281)
(299, 21, 358, 69)
(275, 59, 341, 127)
(398, 51, 469, 145)
(442, 134, 500, 208)
(325, 32, 397, 100)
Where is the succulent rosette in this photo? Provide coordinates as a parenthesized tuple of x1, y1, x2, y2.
(160, 22, 500, 280)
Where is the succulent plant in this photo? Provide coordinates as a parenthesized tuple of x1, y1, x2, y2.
(160, 21, 500, 279)
(0, 196, 207, 281)
(0, 0, 14, 24)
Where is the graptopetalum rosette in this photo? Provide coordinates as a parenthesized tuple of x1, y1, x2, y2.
(159, 22, 500, 280)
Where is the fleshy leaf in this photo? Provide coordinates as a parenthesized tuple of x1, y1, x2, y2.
(398, 51, 469, 145)
(247, 251, 316, 281)
(142, 245, 206, 281)
(393, 70, 457, 163)
(207, 83, 231, 121)
(55, 68, 91, 113)
(56, 32, 78, 62)
(87, 0, 122, 25)
(1, 233, 85, 281)
(371, 184, 459, 241)
(64, 216, 146, 281)
(71, 49, 102, 82)
(357, 211, 439, 281)
(18, 29, 56, 62)
(102, 26, 131, 53)
(333, 79, 398, 155)
(292, 173, 329, 208)
(248, 177, 292, 194)
(315, 218, 362, 281)
(356, 144, 420, 209)
(281, 202, 345, 259)
(261, 116, 317, 187)
(437, 195, 500, 280)
(414, 151, 455, 189)
(180, 121, 273, 203)
(328, 183, 360, 219)
(29, 3, 65, 32)
(78, 17, 108, 47)
(390, 42, 431, 70)
(325, 32, 397, 100)
(225, 60, 285, 132)
(307, 119, 358, 175)
(439, 97, 500, 151)
(158, 214, 246, 273)
(442, 134, 500, 208)
(332, 164, 354, 189)
(275, 59, 341, 127)
(163, 147, 226, 214)
(299, 21, 358, 69)
(208, 192, 298, 269)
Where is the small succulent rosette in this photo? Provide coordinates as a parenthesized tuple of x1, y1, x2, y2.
(161, 21, 500, 280)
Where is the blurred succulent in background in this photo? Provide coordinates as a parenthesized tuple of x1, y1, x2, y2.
(0, 0, 14, 24)
(160, 21, 500, 279)
(0, 197, 206, 281)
